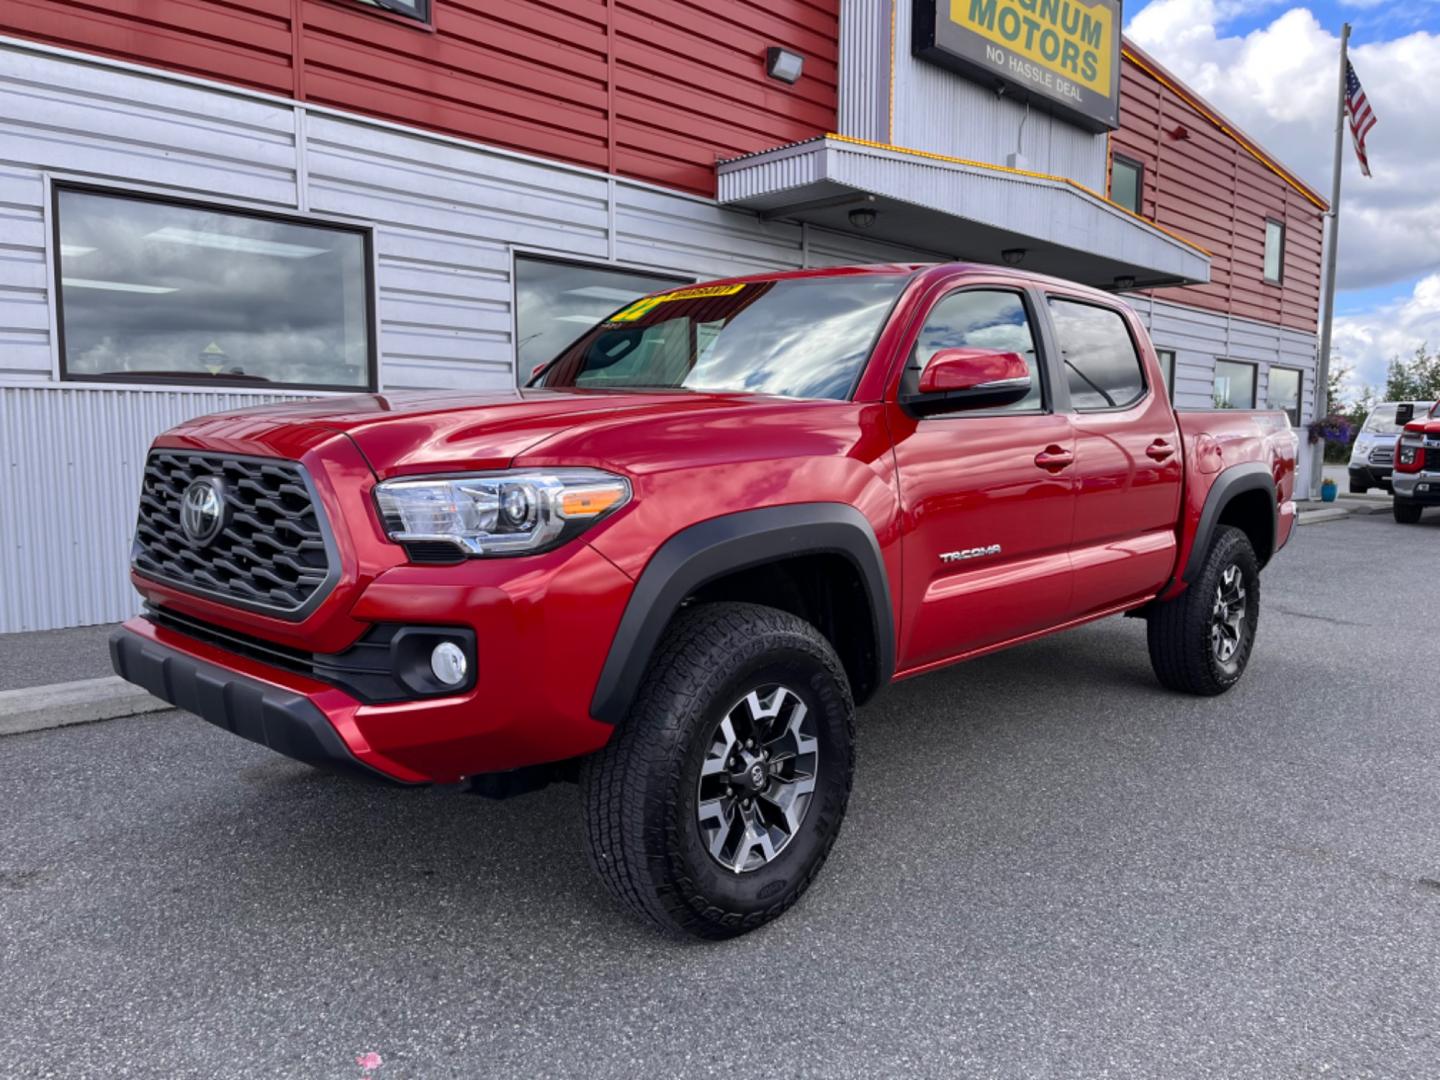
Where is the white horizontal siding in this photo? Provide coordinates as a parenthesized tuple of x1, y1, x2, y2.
(1133, 295, 1318, 417)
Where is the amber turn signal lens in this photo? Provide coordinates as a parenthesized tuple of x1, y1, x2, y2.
(561, 486, 626, 517)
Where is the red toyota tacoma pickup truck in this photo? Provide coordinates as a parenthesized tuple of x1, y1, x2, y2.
(111, 263, 1297, 938)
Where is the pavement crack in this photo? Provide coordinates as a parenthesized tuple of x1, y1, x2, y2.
(1271, 605, 1371, 627)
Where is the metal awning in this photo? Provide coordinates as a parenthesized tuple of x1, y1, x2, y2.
(717, 135, 1210, 290)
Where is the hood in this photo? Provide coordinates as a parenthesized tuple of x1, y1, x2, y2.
(1403, 417, 1440, 436)
(163, 388, 778, 475)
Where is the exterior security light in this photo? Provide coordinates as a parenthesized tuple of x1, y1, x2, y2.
(1001, 248, 1026, 265)
(849, 207, 878, 229)
(1114, 275, 1137, 290)
(766, 47, 804, 85)
(430, 641, 468, 687)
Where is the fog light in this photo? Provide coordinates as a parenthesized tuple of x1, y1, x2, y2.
(430, 641, 468, 686)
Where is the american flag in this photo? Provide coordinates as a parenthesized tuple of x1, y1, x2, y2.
(1345, 61, 1377, 177)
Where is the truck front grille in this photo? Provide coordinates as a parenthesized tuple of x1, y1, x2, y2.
(1369, 446, 1394, 466)
(133, 450, 336, 617)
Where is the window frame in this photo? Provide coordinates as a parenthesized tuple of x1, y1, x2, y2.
(1042, 292, 1152, 414)
(1263, 217, 1286, 285)
(1109, 153, 1145, 216)
(897, 284, 1053, 420)
(51, 180, 379, 393)
(1266, 364, 1304, 427)
(335, 0, 434, 29)
(1212, 358, 1259, 411)
(510, 251, 694, 386)
(1154, 348, 1176, 401)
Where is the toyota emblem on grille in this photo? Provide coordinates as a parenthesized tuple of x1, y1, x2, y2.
(179, 477, 227, 546)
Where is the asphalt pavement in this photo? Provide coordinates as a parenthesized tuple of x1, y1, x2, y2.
(4, 511, 1440, 1079)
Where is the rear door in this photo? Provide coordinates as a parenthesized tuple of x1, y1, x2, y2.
(889, 283, 1076, 672)
(1042, 292, 1183, 617)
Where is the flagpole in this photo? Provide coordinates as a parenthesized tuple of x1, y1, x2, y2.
(1312, 22, 1350, 498)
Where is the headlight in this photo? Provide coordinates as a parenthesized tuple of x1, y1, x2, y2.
(374, 469, 630, 557)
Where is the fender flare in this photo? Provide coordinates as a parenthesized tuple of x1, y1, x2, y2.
(1183, 461, 1278, 582)
(589, 503, 895, 725)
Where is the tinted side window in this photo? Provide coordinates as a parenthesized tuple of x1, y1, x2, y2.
(1048, 298, 1147, 410)
(909, 290, 1043, 411)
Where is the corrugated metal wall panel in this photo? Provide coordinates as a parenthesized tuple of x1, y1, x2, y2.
(838, 0, 890, 142)
(0, 385, 312, 631)
(883, 0, 1108, 187)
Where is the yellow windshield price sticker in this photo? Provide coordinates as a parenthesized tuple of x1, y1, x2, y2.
(608, 283, 746, 322)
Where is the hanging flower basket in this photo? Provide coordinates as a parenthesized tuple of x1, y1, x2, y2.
(1307, 414, 1352, 446)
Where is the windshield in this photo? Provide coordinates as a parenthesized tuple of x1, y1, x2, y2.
(534, 275, 909, 400)
(1363, 403, 1437, 434)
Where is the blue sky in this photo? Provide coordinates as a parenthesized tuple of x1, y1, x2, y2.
(1125, 0, 1440, 396)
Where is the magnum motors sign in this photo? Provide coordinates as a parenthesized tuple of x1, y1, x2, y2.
(913, 0, 1122, 131)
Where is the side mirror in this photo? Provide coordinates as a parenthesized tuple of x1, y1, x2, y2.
(911, 348, 1032, 411)
(1396, 403, 1415, 426)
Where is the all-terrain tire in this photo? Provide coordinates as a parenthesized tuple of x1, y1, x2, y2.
(1393, 499, 1423, 524)
(1146, 525, 1261, 696)
(579, 602, 855, 939)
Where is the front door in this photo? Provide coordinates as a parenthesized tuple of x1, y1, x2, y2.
(890, 286, 1076, 673)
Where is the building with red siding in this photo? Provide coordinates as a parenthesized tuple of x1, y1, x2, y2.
(0, 0, 1324, 631)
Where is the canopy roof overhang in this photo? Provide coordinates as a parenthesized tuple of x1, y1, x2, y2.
(717, 135, 1211, 290)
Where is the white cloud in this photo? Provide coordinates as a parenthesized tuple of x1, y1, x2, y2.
(1126, 0, 1440, 291)
(1333, 273, 1440, 393)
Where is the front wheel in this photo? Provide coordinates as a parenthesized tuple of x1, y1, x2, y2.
(1349, 479, 1369, 494)
(1146, 526, 1261, 696)
(580, 602, 855, 939)
(1394, 499, 1423, 524)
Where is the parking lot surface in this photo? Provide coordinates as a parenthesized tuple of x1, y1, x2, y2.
(4, 511, 1439, 1079)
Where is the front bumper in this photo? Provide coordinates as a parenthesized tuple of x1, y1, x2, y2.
(1392, 472, 1440, 503)
(110, 626, 410, 784)
(113, 539, 635, 784)
(1348, 464, 1392, 488)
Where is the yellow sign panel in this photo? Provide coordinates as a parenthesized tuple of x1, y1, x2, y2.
(950, 0, 1114, 96)
(916, 0, 1121, 131)
(608, 283, 746, 323)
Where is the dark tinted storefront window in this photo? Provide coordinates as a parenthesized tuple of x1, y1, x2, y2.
(515, 257, 688, 384)
(55, 187, 373, 390)
(1213, 359, 1258, 409)
(1156, 348, 1176, 398)
(1267, 366, 1302, 426)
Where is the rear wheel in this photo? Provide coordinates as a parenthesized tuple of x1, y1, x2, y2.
(1394, 499, 1423, 524)
(580, 602, 855, 939)
(1146, 526, 1260, 696)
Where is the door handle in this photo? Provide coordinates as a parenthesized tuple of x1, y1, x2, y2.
(1146, 439, 1174, 462)
(1034, 445, 1074, 471)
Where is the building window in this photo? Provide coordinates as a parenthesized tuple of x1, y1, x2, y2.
(1155, 348, 1176, 399)
(1110, 154, 1144, 214)
(351, 0, 430, 22)
(514, 256, 688, 383)
(54, 186, 374, 390)
(1267, 366, 1303, 426)
(1264, 219, 1285, 284)
(1213, 359, 1257, 410)
(1047, 297, 1147, 411)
